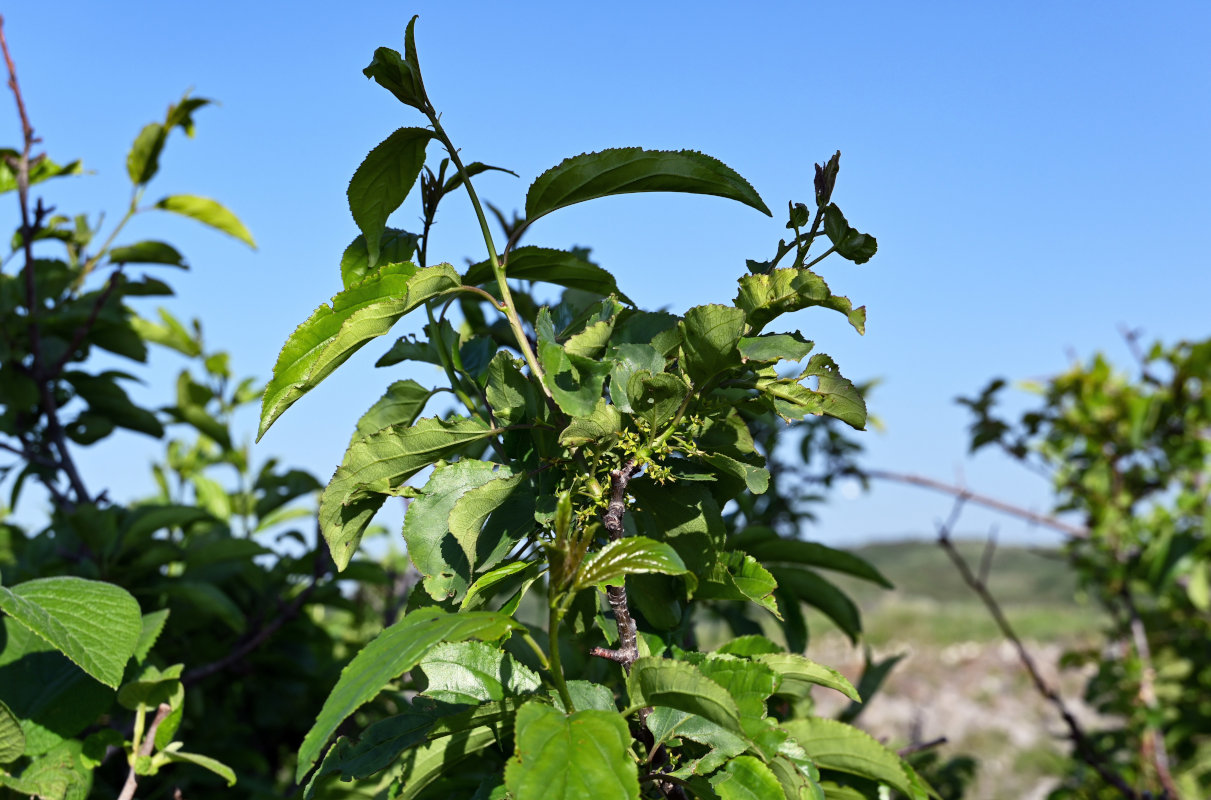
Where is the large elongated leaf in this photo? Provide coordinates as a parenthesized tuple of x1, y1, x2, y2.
(769, 566, 864, 643)
(108, 240, 187, 268)
(0, 577, 141, 689)
(321, 417, 498, 570)
(417, 641, 541, 704)
(782, 718, 915, 796)
(154, 195, 256, 249)
(347, 127, 434, 268)
(464, 247, 633, 304)
(525, 148, 771, 223)
(756, 653, 860, 703)
(258, 262, 460, 439)
(504, 701, 639, 800)
(573, 537, 686, 590)
(296, 608, 521, 782)
(307, 697, 525, 797)
(626, 658, 742, 735)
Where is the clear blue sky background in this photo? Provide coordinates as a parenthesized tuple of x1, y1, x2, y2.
(4, 2, 1208, 548)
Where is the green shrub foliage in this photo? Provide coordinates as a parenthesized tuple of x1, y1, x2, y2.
(963, 338, 1211, 799)
(257, 17, 934, 800)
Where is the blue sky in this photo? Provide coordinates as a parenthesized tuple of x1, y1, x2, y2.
(4, 1, 1209, 547)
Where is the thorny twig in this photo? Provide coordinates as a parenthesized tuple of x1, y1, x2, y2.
(935, 498, 1143, 800)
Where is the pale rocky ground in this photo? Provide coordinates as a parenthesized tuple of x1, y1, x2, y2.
(808, 634, 1103, 800)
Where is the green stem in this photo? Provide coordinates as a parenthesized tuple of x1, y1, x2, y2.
(426, 111, 551, 397)
(546, 603, 576, 712)
(76, 194, 139, 290)
(519, 632, 551, 672)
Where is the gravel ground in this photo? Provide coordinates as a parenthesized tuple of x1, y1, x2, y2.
(808, 634, 1104, 800)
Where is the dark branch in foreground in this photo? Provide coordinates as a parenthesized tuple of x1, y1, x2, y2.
(935, 499, 1142, 800)
(590, 460, 641, 670)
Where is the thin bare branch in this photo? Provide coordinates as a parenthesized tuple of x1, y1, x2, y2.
(935, 500, 1140, 799)
(868, 469, 1088, 538)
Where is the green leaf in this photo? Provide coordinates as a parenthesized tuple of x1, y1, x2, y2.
(341, 228, 419, 288)
(403, 460, 502, 601)
(553, 681, 619, 713)
(0, 738, 90, 799)
(323, 417, 497, 571)
(418, 641, 541, 704)
(258, 262, 460, 438)
(117, 663, 184, 711)
(714, 637, 783, 658)
(539, 340, 612, 418)
(681, 304, 747, 384)
(573, 536, 687, 590)
(465, 246, 633, 303)
(525, 148, 771, 224)
(822, 205, 877, 264)
(296, 608, 521, 782)
(627, 658, 742, 735)
(154, 195, 256, 249)
(505, 701, 639, 800)
(461, 561, 540, 612)
(390, 727, 499, 800)
(710, 755, 784, 800)
(738, 332, 814, 365)
(735, 269, 864, 335)
(697, 452, 770, 495)
(307, 697, 524, 797)
(352, 379, 434, 440)
(362, 18, 426, 110)
(127, 123, 166, 185)
(782, 718, 915, 796)
(157, 747, 236, 786)
(448, 470, 529, 573)
(132, 609, 170, 664)
(695, 656, 778, 720)
(0, 698, 25, 764)
(733, 531, 892, 588)
(627, 371, 688, 433)
(757, 355, 867, 430)
(698, 551, 780, 618)
(607, 344, 665, 413)
(347, 127, 434, 268)
(757, 653, 860, 703)
(0, 152, 83, 194)
(558, 400, 622, 447)
(0, 618, 115, 756)
(109, 240, 186, 268)
(486, 352, 537, 427)
(0, 577, 141, 689)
